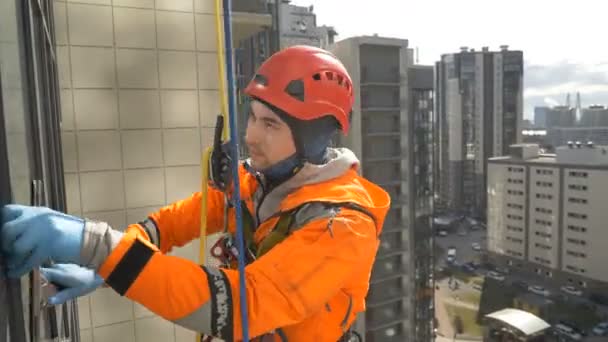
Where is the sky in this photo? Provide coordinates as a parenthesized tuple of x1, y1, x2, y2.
(290, 0, 608, 120)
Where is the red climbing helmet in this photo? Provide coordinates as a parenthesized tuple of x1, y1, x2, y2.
(244, 45, 354, 134)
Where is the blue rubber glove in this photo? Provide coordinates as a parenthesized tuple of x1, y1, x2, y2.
(40, 263, 104, 305)
(1, 204, 85, 278)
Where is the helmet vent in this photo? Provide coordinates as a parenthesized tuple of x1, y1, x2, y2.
(312, 73, 321, 81)
(285, 79, 305, 101)
(253, 74, 268, 86)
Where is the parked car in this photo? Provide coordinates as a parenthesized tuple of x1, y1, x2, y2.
(528, 285, 551, 297)
(592, 322, 608, 336)
(513, 280, 528, 289)
(471, 242, 481, 251)
(437, 230, 448, 237)
(560, 285, 583, 296)
(486, 271, 505, 281)
(554, 323, 582, 340)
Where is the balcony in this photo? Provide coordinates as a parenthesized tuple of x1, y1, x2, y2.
(231, 0, 273, 43)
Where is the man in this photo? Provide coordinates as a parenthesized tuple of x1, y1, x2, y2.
(1, 46, 390, 341)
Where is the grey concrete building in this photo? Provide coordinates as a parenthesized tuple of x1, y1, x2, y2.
(580, 105, 608, 127)
(330, 36, 435, 342)
(276, 0, 337, 49)
(488, 143, 608, 293)
(435, 46, 523, 218)
(544, 105, 576, 128)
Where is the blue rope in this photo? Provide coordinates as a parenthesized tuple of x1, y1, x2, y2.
(221, 1, 250, 341)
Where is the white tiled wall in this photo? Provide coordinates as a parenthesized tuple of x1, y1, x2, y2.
(54, 0, 219, 340)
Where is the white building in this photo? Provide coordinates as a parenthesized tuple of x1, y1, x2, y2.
(488, 142, 608, 290)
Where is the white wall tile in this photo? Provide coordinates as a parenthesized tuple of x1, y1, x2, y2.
(197, 53, 218, 89)
(56, 46, 71, 88)
(160, 90, 198, 128)
(124, 168, 165, 208)
(65, 173, 81, 213)
(119, 90, 161, 129)
(67, 0, 111, 5)
(113, 0, 154, 8)
(116, 49, 159, 89)
(77, 131, 122, 171)
(114, 7, 156, 48)
(165, 166, 199, 203)
(200, 127, 214, 149)
(121, 130, 163, 168)
(53, 1, 68, 45)
(163, 128, 200, 166)
(80, 328, 93, 342)
(90, 288, 134, 327)
(83, 210, 127, 231)
(156, 11, 195, 51)
(195, 14, 216, 52)
(175, 324, 196, 341)
(70, 47, 116, 88)
(60, 89, 75, 130)
(158, 51, 197, 89)
(77, 296, 92, 330)
(194, 0, 214, 14)
(198, 90, 220, 127)
(156, 0, 193, 12)
(93, 322, 136, 342)
(73, 89, 119, 130)
(80, 171, 125, 212)
(62, 132, 78, 172)
(67, 3, 113, 46)
(133, 303, 155, 319)
(126, 206, 162, 224)
(135, 316, 175, 342)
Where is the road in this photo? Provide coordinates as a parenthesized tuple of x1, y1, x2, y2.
(435, 228, 486, 266)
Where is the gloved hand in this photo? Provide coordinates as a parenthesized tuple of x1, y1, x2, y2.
(210, 141, 232, 191)
(40, 263, 104, 305)
(1, 204, 85, 278)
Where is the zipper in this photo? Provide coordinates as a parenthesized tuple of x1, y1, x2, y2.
(340, 294, 353, 329)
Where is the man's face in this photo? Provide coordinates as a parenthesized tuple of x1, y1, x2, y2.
(244, 100, 296, 170)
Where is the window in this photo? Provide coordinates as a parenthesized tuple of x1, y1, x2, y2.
(534, 257, 551, 265)
(507, 225, 524, 232)
(535, 231, 552, 238)
(508, 178, 524, 184)
(567, 238, 587, 246)
(507, 203, 524, 209)
(568, 184, 588, 191)
(534, 219, 552, 226)
(568, 197, 588, 204)
(507, 250, 523, 257)
(566, 250, 587, 258)
(507, 236, 524, 244)
(507, 189, 524, 196)
(535, 207, 553, 214)
(535, 193, 553, 200)
(567, 225, 587, 233)
(569, 171, 588, 178)
(507, 214, 524, 221)
(536, 169, 554, 175)
(534, 243, 551, 250)
(535, 181, 553, 187)
(567, 212, 588, 220)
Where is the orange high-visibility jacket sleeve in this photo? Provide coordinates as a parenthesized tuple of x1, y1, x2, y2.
(122, 183, 226, 254)
(97, 209, 378, 340)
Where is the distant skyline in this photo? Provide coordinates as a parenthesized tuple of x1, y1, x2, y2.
(291, 0, 608, 120)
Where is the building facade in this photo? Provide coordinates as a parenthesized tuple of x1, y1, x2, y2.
(277, 0, 337, 49)
(330, 36, 435, 342)
(488, 143, 608, 291)
(435, 46, 523, 218)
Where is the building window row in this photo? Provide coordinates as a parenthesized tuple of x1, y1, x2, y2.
(567, 212, 588, 220)
(534, 256, 551, 265)
(536, 169, 554, 175)
(506, 250, 523, 257)
(534, 242, 551, 250)
(535, 231, 552, 238)
(508, 189, 524, 196)
(566, 265, 586, 274)
(567, 225, 587, 233)
(536, 181, 553, 187)
(506, 225, 524, 232)
(566, 250, 587, 258)
(535, 207, 553, 214)
(536, 193, 553, 200)
(507, 236, 524, 244)
(508, 178, 524, 184)
(569, 171, 588, 178)
(507, 203, 524, 210)
(507, 214, 524, 221)
(508, 167, 524, 173)
(568, 197, 588, 204)
(567, 238, 587, 246)
(534, 219, 552, 226)
(568, 184, 588, 191)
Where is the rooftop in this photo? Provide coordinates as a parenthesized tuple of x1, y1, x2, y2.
(485, 308, 550, 336)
